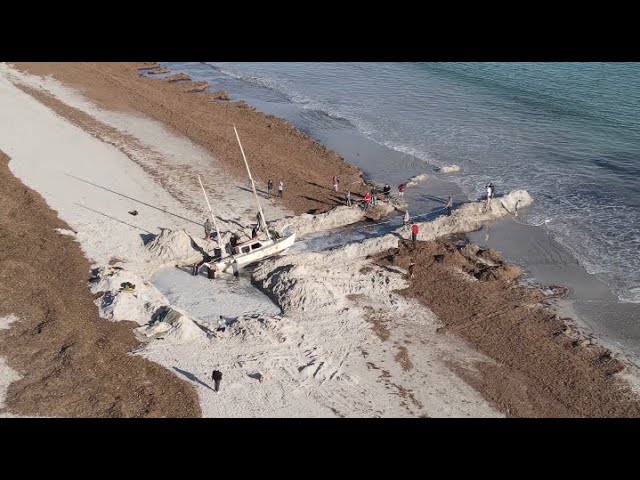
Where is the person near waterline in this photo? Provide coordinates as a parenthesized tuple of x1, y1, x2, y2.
(403, 210, 410, 230)
(411, 222, 419, 247)
(398, 183, 406, 198)
(267, 179, 273, 198)
(486, 182, 494, 208)
(345, 188, 352, 206)
(383, 183, 391, 201)
(204, 218, 212, 240)
(278, 179, 284, 198)
(363, 191, 372, 211)
(211, 370, 223, 392)
(408, 260, 416, 279)
(446, 196, 453, 216)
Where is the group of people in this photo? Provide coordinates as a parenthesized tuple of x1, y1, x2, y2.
(267, 179, 284, 198)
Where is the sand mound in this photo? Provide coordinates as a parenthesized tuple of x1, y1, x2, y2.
(438, 165, 461, 174)
(253, 235, 404, 313)
(407, 173, 428, 186)
(164, 73, 191, 83)
(145, 228, 203, 265)
(91, 267, 170, 325)
(147, 67, 171, 75)
(212, 90, 230, 101)
(136, 306, 207, 343)
(269, 203, 395, 238)
(410, 190, 533, 241)
(184, 81, 209, 93)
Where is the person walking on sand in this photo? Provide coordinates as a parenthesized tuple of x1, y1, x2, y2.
(211, 370, 223, 392)
(345, 188, 352, 207)
(411, 222, 419, 247)
(363, 191, 371, 211)
(403, 210, 410, 231)
(267, 179, 273, 198)
(446, 196, 453, 216)
(277, 179, 284, 198)
(332, 175, 339, 192)
(204, 218, 212, 240)
(408, 260, 416, 279)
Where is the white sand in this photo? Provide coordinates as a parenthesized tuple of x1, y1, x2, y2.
(0, 63, 505, 417)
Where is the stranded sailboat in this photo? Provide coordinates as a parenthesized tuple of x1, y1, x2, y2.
(205, 125, 296, 274)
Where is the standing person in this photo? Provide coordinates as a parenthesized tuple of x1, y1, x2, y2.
(398, 183, 406, 199)
(204, 218, 212, 240)
(251, 226, 259, 239)
(363, 191, 371, 211)
(371, 186, 378, 206)
(486, 182, 494, 208)
(211, 370, 223, 392)
(277, 179, 284, 198)
(345, 188, 352, 207)
(383, 183, 391, 201)
(411, 222, 419, 247)
(267, 179, 273, 198)
(446, 196, 453, 216)
(332, 175, 339, 192)
(408, 260, 416, 279)
(403, 210, 410, 231)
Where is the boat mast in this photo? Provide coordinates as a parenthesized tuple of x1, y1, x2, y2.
(233, 124, 271, 241)
(197, 174, 223, 250)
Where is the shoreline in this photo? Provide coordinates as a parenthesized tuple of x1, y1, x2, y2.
(160, 62, 640, 365)
(0, 62, 636, 416)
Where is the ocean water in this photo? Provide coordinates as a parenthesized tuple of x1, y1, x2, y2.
(164, 62, 640, 303)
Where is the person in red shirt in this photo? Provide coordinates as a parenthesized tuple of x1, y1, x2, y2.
(363, 191, 371, 211)
(398, 183, 406, 198)
(411, 222, 419, 247)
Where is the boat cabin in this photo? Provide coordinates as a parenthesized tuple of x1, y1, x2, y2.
(233, 238, 266, 255)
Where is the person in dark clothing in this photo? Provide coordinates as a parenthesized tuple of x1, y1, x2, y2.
(446, 196, 453, 216)
(192, 253, 214, 276)
(383, 183, 391, 201)
(408, 261, 416, 279)
(211, 370, 223, 392)
(251, 226, 259, 239)
(267, 179, 273, 198)
(207, 263, 217, 279)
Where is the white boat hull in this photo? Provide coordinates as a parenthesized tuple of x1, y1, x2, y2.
(215, 233, 296, 273)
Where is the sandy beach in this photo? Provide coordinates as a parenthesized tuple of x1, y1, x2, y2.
(1, 62, 639, 418)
